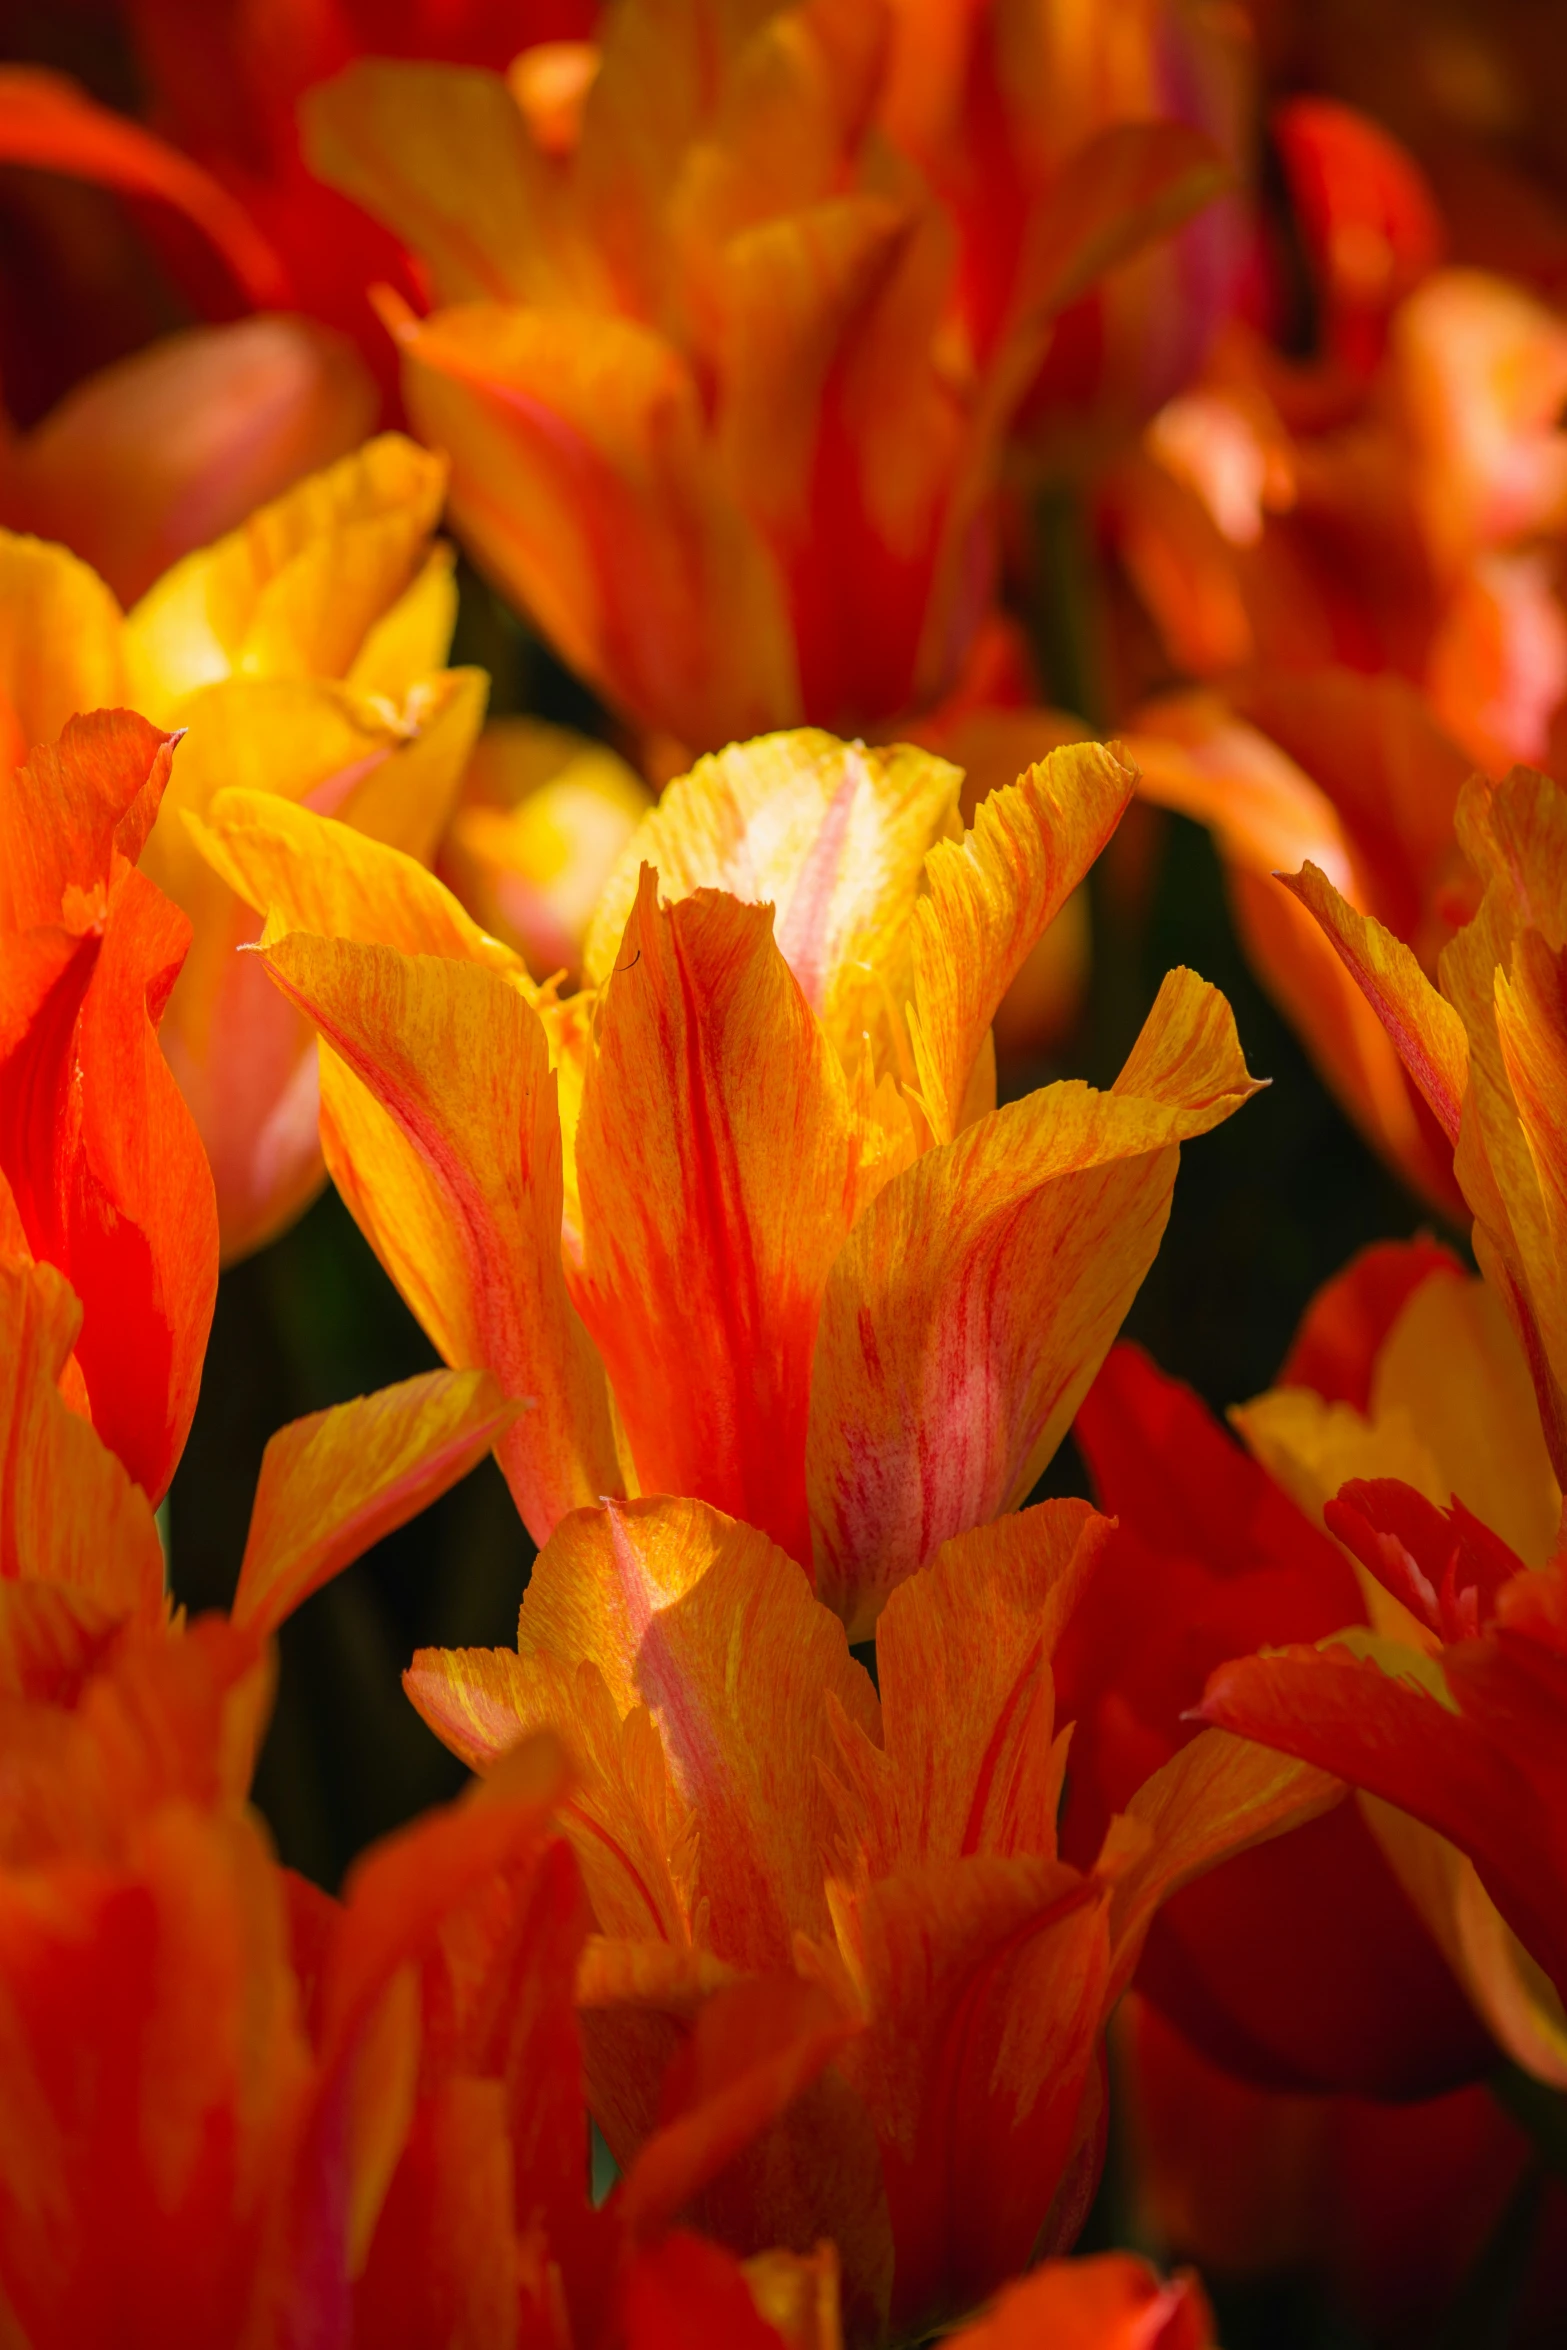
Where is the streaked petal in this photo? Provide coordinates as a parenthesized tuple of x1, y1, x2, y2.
(232, 1368, 519, 1637)
(908, 739, 1136, 1142)
(386, 298, 798, 748)
(809, 969, 1261, 1635)
(259, 928, 619, 1543)
(574, 873, 862, 1565)
(583, 734, 960, 1063)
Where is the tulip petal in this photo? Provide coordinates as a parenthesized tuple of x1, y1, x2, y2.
(1, 713, 217, 1500)
(946, 2254, 1215, 2350)
(0, 1258, 163, 1615)
(232, 1368, 520, 1637)
(0, 532, 126, 770)
(909, 740, 1137, 1142)
(122, 435, 447, 718)
(582, 732, 961, 1064)
(0, 65, 289, 307)
(864, 1501, 1111, 1871)
(809, 969, 1261, 1635)
(302, 60, 595, 307)
(1284, 860, 1468, 1144)
(1201, 1622, 1567, 2005)
(574, 872, 863, 1566)
(811, 1852, 1110, 2331)
(259, 927, 620, 1544)
(386, 298, 798, 748)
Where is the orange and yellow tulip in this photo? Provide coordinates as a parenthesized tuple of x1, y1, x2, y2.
(1, 433, 485, 1261)
(404, 1489, 1332, 2341)
(198, 727, 1258, 1632)
(300, 0, 1227, 756)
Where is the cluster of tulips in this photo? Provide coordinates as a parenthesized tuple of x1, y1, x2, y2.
(4, 0, 1567, 2343)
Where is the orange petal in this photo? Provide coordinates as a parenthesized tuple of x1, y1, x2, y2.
(573, 871, 862, 1566)
(121, 434, 447, 719)
(0, 65, 289, 308)
(808, 968, 1261, 1636)
(946, 2253, 1215, 2349)
(1283, 860, 1469, 1144)
(258, 926, 620, 1543)
(0, 1803, 309, 2344)
(620, 2232, 806, 2350)
(232, 1367, 519, 1637)
(811, 1852, 1111, 2330)
(385, 298, 798, 748)
(582, 733, 960, 1064)
(909, 739, 1136, 1143)
(0, 531, 126, 770)
(301, 59, 596, 308)
(863, 1502, 1112, 1872)
(412, 1497, 880, 1971)
(2, 317, 378, 609)
(0, 1257, 163, 1617)
(1, 713, 217, 1500)
(143, 672, 485, 1262)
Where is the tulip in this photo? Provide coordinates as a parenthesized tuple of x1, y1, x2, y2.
(300, 2, 1227, 755)
(405, 1489, 1333, 2341)
(197, 728, 1260, 1632)
(0, 433, 485, 1261)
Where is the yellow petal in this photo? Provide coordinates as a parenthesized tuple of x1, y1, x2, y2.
(193, 786, 525, 976)
(582, 731, 961, 1071)
(347, 544, 460, 703)
(144, 674, 486, 1260)
(1286, 859, 1469, 1145)
(908, 740, 1136, 1143)
(809, 970, 1261, 1636)
(0, 530, 125, 769)
(122, 435, 447, 716)
(0, 1257, 163, 1615)
(232, 1368, 520, 1637)
(259, 928, 620, 1544)
(574, 870, 863, 1566)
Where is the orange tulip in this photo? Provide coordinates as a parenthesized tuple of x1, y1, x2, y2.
(197, 728, 1259, 1631)
(0, 706, 215, 1501)
(300, 0, 1227, 754)
(0, 434, 486, 1260)
(405, 1490, 1334, 2340)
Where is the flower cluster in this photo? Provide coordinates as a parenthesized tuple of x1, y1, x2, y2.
(4, 0, 1567, 2343)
